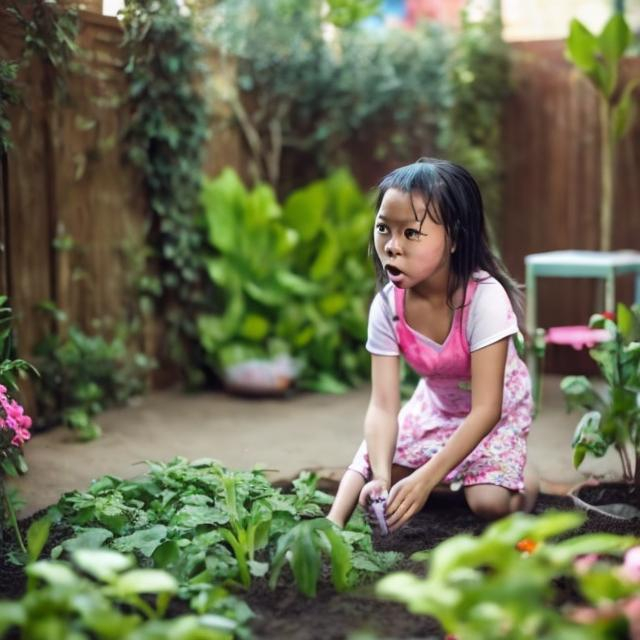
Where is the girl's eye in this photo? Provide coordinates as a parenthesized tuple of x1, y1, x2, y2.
(375, 223, 388, 234)
(404, 228, 422, 239)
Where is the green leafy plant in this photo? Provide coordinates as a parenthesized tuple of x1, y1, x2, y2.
(281, 169, 374, 391)
(566, 13, 639, 251)
(0, 518, 237, 640)
(121, 0, 211, 385)
(50, 458, 399, 601)
(377, 510, 639, 640)
(198, 168, 373, 392)
(561, 303, 640, 485)
(33, 303, 155, 441)
(269, 517, 351, 597)
(197, 168, 304, 386)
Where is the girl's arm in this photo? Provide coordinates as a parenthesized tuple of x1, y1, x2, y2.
(385, 337, 508, 529)
(363, 354, 401, 490)
(418, 336, 508, 483)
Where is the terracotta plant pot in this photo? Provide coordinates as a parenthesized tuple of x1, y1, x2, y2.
(568, 479, 640, 520)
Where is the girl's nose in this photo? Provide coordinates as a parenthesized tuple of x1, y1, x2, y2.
(385, 237, 400, 256)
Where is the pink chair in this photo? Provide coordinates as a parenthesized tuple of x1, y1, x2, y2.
(531, 325, 612, 413)
(544, 325, 611, 350)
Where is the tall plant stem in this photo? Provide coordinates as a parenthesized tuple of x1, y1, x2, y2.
(617, 443, 633, 483)
(599, 95, 614, 252)
(1, 480, 26, 554)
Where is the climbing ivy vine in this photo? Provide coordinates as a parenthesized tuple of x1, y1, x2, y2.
(120, 0, 210, 384)
(0, 0, 79, 151)
(0, 62, 20, 154)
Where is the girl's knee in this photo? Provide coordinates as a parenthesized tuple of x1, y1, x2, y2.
(465, 486, 512, 521)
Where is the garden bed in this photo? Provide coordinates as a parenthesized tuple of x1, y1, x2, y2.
(245, 491, 639, 639)
(1, 485, 638, 640)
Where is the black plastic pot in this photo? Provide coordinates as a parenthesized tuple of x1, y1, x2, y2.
(569, 480, 640, 520)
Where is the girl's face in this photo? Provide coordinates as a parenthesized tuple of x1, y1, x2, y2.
(373, 188, 452, 291)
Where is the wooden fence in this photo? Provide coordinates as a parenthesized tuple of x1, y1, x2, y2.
(0, 10, 245, 400)
(502, 41, 640, 373)
(1, 14, 639, 391)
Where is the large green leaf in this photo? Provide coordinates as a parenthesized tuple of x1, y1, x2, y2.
(274, 270, 319, 297)
(239, 314, 270, 341)
(201, 169, 247, 253)
(26, 517, 51, 563)
(547, 533, 637, 565)
(245, 183, 281, 229)
(112, 525, 168, 557)
(243, 280, 287, 307)
(571, 410, 611, 461)
(323, 527, 351, 591)
(310, 233, 341, 281)
(26, 561, 77, 586)
(598, 13, 632, 65)
(566, 19, 598, 75)
(327, 168, 366, 222)
(282, 181, 327, 241)
(560, 375, 605, 412)
(204, 258, 242, 292)
(60, 527, 114, 553)
(72, 549, 133, 582)
(112, 569, 178, 595)
(483, 511, 584, 547)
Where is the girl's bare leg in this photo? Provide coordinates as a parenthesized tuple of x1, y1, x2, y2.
(464, 463, 540, 520)
(519, 463, 540, 512)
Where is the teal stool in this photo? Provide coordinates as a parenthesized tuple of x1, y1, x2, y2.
(524, 250, 640, 411)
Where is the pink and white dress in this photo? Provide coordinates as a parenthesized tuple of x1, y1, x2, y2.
(349, 272, 533, 492)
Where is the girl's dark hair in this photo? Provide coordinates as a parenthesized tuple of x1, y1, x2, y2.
(372, 157, 524, 326)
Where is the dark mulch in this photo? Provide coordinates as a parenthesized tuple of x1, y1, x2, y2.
(1, 489, 638, 640)
(0, 509, 73, 600)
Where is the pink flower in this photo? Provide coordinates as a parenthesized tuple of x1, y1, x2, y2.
(0, 388, 31, 448)
(621, 547, 640, 583)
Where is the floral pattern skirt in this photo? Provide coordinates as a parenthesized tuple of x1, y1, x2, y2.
(348, 377, 532, 493)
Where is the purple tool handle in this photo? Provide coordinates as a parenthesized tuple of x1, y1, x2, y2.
(369, 497, 389, 536)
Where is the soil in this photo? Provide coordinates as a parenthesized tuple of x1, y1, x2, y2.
(1, 489, 638, 640)
(573, 482, 640, 507)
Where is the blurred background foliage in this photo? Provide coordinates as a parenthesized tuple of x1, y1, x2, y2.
(0, 0, 513, 410)
(189, 0, 510, 388)
(202, 0, 509, 233)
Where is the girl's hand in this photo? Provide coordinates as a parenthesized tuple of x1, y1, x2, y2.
(358, 479, 389, 508)
(385, 472, 432, 532)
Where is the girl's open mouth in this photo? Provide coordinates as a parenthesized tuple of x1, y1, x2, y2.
(385, 265, 402, 277)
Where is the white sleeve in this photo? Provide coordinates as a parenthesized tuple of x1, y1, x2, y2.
(365, 287, 399, 356)
(467, 278, 518, 352)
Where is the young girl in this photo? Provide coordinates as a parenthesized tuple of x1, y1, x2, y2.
(328, 158, 538, 532)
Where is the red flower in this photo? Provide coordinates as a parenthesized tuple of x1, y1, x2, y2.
(601, 311, 616, 321)
(516, 538, 538, 553)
